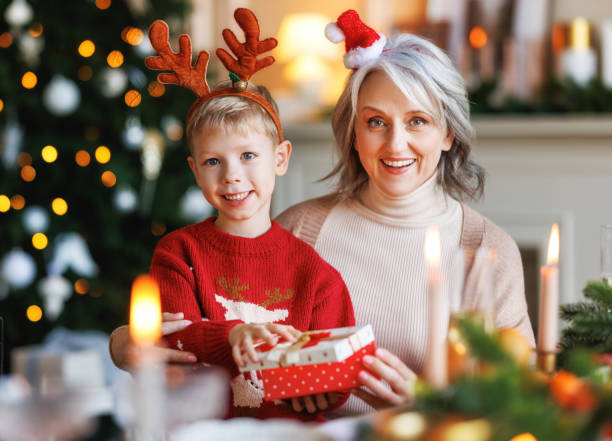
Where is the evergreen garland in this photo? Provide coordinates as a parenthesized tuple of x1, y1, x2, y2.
(560, 281, 612, 353)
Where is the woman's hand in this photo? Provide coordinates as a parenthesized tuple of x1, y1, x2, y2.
(110, 312, 196, 369)
(352, 347, 416, 409)
(228, 323, 299, 367)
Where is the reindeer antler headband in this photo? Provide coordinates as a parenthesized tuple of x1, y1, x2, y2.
(145, 8, 283, 141)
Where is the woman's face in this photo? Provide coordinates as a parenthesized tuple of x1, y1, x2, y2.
(354, 70, 453, 198)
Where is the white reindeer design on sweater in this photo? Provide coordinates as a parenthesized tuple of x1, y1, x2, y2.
(215, 277, 294, 408)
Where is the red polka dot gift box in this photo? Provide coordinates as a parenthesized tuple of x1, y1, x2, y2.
(238, 325, 377, 401)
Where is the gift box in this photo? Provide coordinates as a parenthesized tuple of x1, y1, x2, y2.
(239, 325, 376, 401)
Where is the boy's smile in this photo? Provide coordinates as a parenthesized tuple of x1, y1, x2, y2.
(188, 129, 291, 238)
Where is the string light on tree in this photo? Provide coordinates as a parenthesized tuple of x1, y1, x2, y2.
(75, 150, 91, 166)
(78, 40, 95, 58)
(0, 99, 4, 112)
(0, 32, 13, 48)
(75, 279, 89, 295)
(124, 89, 141, 107)
(107, 50, 124, 68)
(0, 195, 10, 212)
(10, 194, 25, 210)
(41, 145, 58, 163)
(51, 197, 68, 216)
(99, 67, 127, 97)
(18, 152, 32, 167)
(18, 33, 44, 66)
(95, 145, 111, 163)
(77, 65, 93, 81)
(95, 0, 111, 10)
(114, 186, 138, 212)
(21, 71, 37, 89)
(147, 81, 165, 97)
(28, 22, 42, 37)
(26, 305, 43, 322)
(101, 170, 117, 187)
(20, 165, 36, 182)
(32, 232, 48, 250)
(122, 26, 144, 45)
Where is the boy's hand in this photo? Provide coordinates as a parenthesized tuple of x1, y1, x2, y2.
(228, 323, 299, 367)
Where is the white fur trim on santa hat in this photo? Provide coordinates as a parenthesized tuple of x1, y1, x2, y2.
(343, 33, 387, 69)
(325, 22, 345, 43)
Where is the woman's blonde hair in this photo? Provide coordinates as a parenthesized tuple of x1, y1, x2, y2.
(328, 33, 484, 201)
(186, 82, 280, 153)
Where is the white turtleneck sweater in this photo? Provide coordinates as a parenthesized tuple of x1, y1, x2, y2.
(276, 173, 534, 416)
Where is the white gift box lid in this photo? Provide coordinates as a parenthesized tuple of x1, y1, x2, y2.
(238, 324, 375, 372)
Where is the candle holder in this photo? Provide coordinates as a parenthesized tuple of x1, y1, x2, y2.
(536, 350, 557, 375)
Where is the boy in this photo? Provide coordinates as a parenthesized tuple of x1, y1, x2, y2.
(143, 11, 355, 420)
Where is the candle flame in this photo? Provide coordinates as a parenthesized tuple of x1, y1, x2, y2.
(569, 17, 590, 50)
(424, 226, 441, 266)
(546, 223, 560, 265)
(129, 274, 162, 345)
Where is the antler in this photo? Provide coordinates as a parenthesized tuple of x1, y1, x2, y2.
(218, 277, 250, 302)
(215, 8, 277, 81)
(261, 287, 294, 308)
(145, 20, 210, 97)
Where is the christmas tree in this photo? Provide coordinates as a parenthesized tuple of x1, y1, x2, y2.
(0, 0, 213, 370)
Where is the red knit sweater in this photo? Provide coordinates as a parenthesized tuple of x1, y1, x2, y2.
(150, 217, 355, 421)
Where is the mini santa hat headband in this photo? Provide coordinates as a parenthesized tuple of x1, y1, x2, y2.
(325, 9, 387, 70)
(145, 8, 283, 142)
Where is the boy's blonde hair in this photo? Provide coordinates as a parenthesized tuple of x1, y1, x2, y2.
(186, 82, 280, 153)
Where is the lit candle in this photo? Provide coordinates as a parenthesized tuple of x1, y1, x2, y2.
(537, 223, 560, 374)
(129, 274, 165, 441)
(560, 17, 596, 86)
(424, 226, 447, 388)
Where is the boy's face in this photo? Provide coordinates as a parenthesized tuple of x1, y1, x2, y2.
(188, 128, 291, 236)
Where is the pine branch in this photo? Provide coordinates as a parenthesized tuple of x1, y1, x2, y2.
(559, 328, 607, 350)
(573, 311, 612, 338)
(583, 281, 612, 307)
(560, 302, 601, 322)
(458, 318, 512, 365)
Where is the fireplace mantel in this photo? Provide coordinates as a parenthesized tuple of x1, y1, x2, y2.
(274, 116, 612, 309)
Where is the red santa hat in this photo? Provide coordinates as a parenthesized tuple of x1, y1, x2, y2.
(324, 9, 387, 69)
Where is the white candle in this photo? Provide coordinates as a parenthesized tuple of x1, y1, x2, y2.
(561, 18, 596, 86)
(424, 226, 447, 389)
(130, 275, 165, 441)
(538, 224, 560, 355)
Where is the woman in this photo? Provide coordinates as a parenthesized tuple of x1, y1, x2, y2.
(110, 10, 534, 415)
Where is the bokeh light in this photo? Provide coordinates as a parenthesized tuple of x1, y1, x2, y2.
(469, 26, 488, 49)
(18, 152, 32, 167)
(77, 65, 93, 81)
(32, 232, 48, 250)
(0, 195, 10, 212)
(95, 0, 111, 10)
(148, 81, 165, 97)
(21, 165, 36, 182)
(509, 434, 537, 441)
(22, 72, 38, 89)
(78, 40, 95, 58)
(101, 170, 117, 187)
(51, 197, 68, 215)
(11, 194, 25, 210)
(41, 145, 58, 163)
(75, 279, 90, 294)
(0, 32, 13, 48)
(107, 50, 124, 68)
(84, 126, 100, 141)
(0, 99, 4, 112)
(122, 27, 144, 46)
(151, 221, 167, 236)
(29, 23, 43, 37)
(124, 90, 141, 107)
(95, 145, 111, 164)
(27, 305, 43, 322)
(167, 124, 183, 142)
(75, 150, 91, 167)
